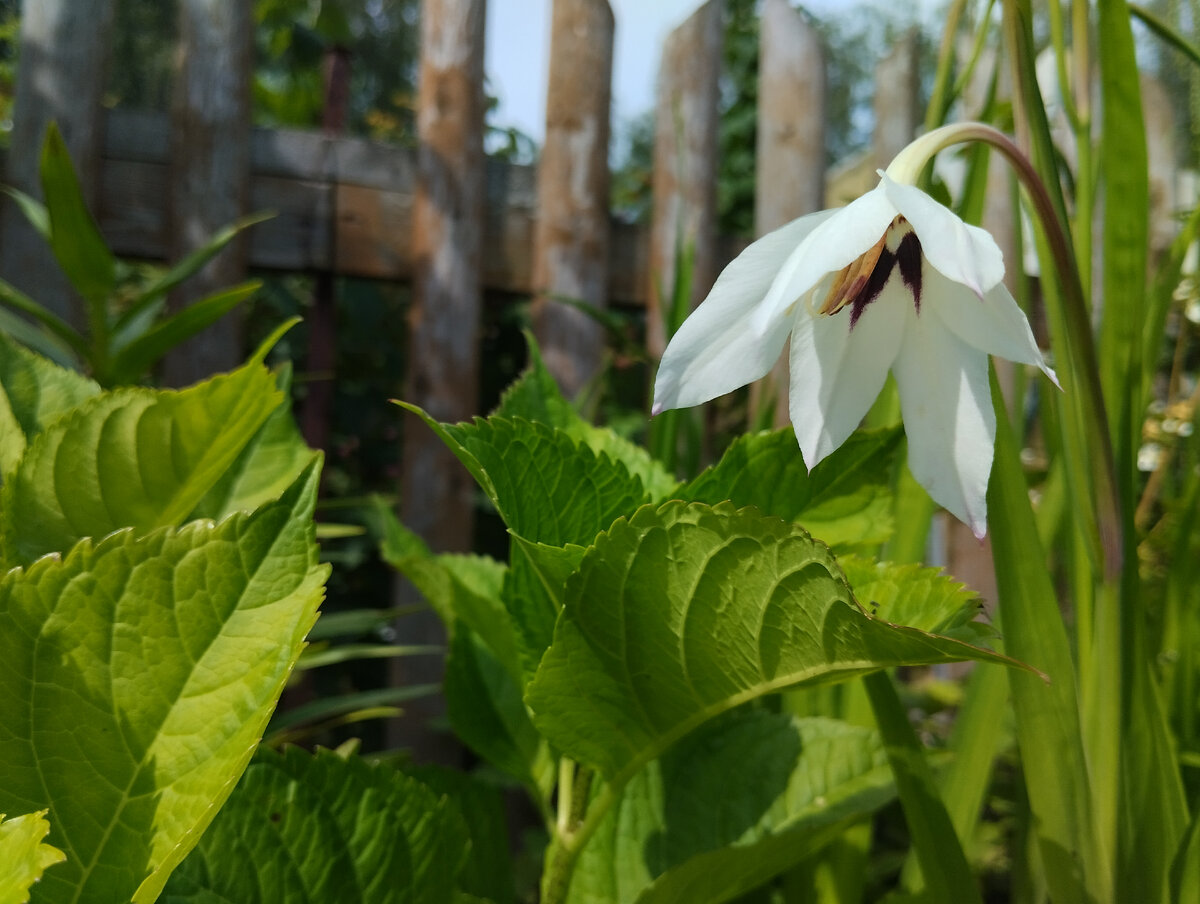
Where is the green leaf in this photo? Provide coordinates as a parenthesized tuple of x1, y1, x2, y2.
(1, 186, 51, 241)
(0, 811, 66, 904)
(407, 764, 518, 904)
(678, 427, 902, 549)
(494, 333, 677, 501)
(105, 280, 261, 384)
(0, 355, 283, 567)
(39, 124, 117, 314)
(265, 684, 440, 741)
(161, 747, 469, 904)
(987, 371, 1109, 904)
(189, 362, 316, 521)
(838, 556, 994, 643)
(526, 501, 1026, 783)
(398, 405, 650, 547)
(377, 502, 518, 680)
(1171, 808, 1200, 904)
(115, 212, 274, 334)
(566, 713, 894, 904)
(0, 333, 99, 479)
(0, 277, 86, 358)
(0, 307, 81, 368)
(445, 628, 553, 794)
(0, 462, 328, 903)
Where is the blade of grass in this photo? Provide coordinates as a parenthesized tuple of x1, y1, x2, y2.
(988, 365, 1109, 904)
(863, 670, 982, 904)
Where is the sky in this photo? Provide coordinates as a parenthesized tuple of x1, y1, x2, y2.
(484, 0, 856, 152)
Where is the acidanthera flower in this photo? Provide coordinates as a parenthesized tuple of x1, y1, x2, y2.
(652, 169, 1059, 539)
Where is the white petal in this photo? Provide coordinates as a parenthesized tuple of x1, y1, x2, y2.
(881, 172, 1005, 296)
(926, 274, 1061, 388)
(653, 212, 830, 412)
(892, 318, 995, 538)
(752, 182, 898, 334)
(788, 282, 910, 467)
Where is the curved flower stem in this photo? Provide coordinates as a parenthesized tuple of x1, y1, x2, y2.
(541, 769, 608, 904)
(887, 122, 1123, 581)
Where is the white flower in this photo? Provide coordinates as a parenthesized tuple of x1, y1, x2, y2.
(652, 171, 1059, 538)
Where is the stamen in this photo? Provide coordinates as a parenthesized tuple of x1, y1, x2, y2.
(818, 232, 888, 316)
(896, 232, 923, 312)
(849, 247, 896, 328)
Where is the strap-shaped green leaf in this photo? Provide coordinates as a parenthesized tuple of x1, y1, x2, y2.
(0, 462, 327, 903)
(527, 501, 1026, 783)
(679, 427, 902, 549)
(566, 713, 894, 904)
(1, 356, 282, 567)
(161, 747, 468, 904)
(0, 811, 66, 904)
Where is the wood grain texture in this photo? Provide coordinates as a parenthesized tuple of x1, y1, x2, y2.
(163, 0, 253, 385)
(0, 0, 115, 323)
(531, 0, 614, 398)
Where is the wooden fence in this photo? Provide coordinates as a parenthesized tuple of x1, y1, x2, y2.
(4, 0, 1187, 756)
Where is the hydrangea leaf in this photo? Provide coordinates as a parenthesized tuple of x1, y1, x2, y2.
(189, 362, 315, 521)
(493, 335, 677, 501)
(376, 500, 517, 680)
(0, 355, 282, 567)
(396, 406, 649, 547)
(0, 461, 327, 903)
(566, 713, 895, 904)
(678, 427, 902, 549)
(526, 501, 1030, 782)
(407, 764, 517, 904)
(161, 747, 468, 904)
(0, 333, 99, 480)
(0, 811, 66, 904)
(838, 555, 997, 644)
(445, 628, 554, 796)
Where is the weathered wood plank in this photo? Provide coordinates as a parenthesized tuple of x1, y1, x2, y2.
(750, 0, 826, 428)
(646, 0, 723, 359)
(163, 0, 254, 384)
(531, 0, 614, 397)
(0, 0, 115, 322)
(390, 0, 488, 762)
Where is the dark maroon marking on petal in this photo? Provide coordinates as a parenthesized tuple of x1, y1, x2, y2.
(897, 232, 923, 312)
(849, 247, 896, 329)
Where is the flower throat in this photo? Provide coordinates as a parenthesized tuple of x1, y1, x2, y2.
(817, 216, 923, 328)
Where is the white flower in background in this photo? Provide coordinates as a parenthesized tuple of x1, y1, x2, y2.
(652, 170, 1059, 538)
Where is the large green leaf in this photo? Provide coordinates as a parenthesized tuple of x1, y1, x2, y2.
(0, 356, 282, 567)
(0, 462, 328, 903)
(566, 713, 894, 904)
(0, 811, 66, 904)
(526, 501, 1026, 783)
(376, 502, 518, 680)
(189, 363, 315, 522)
(493, 335, 677, 501)
(161, 747, 468, 904)
(398, 406, 650, 547)
(444, 628, 554, 795)
(0, 333, 99, 479)
(408, 764, 517, 904)
(678, 427, 902, 549)
(837, 556, 994, 643)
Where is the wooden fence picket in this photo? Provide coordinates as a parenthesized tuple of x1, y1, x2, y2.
(531, 0, 615, 400)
